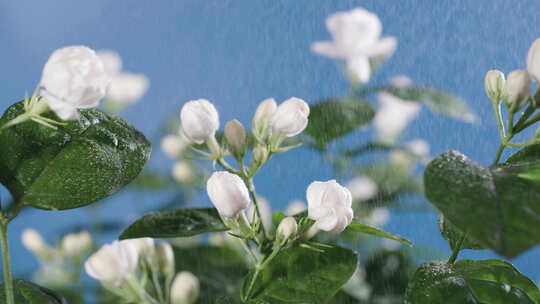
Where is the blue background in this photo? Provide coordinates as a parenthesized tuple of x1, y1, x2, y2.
(1, 0, 540, 283)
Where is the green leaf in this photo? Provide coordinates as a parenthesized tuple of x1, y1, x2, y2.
(505, 144, 540, 164)
(405, 260, 540, 303)
(0, 101, 151, 210)
(365, 249, 415, 299)
(346, 221, 413, 247)
(305, 99, 375, 147)
(129, 169, 174, 191)
(174, 245, 247, 304)
(424, 150, 540, 258)
(0, 279, 67, 303)
(439, 215, 485, 251)
(119, 208, 228, 239)
(242, 243, 357, 303)
(382, 86, 477, 123)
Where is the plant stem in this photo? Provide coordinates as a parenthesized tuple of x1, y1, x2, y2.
(447, 231, 467, 264)
(492, 101, 506, 139)
(491, 144, 506, 166)
(246, 179, 268, 239)
(0, 220, 14, 304)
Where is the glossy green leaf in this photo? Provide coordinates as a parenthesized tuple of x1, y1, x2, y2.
(405, 260, 540, 303)
(439, 215, 485, 251)
(174, 245, 247, 304)
(241, 243, 357, 303)
(0, 279, 67, 304)
(0, 101, 151, 210)
(347, 221, 413, 247)
(120, 208, 228, 239)
(424, 150, 540, 258)
(382, 86, 477, 123)
(305, 99, 375, 147)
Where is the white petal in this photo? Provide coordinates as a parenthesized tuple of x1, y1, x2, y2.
(527, 38, 540, 83)
(346, 56, 371, 83)
(316, 215, 339, 232)
(311, 41, 345, 59)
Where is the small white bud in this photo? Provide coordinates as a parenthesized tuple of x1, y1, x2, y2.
(224, 119, 246, 156)
(206, 171, 251, 219)
(484, 70, 506, 101)
(180, 99, 220, 144)
(276, 217, 298, 241)
(155, 242, 175, 276)
(252, 98, 277, 135)
(171, 271, 200, 304)
(269, 97, 310, 137)
(307, 180, 353, 233)
(172, 162, 192, 183)
(21, 229, 47, 253)
(62, 231, 92, 257)
(505, 69, 531, 106)
(527, 38, 540, 83)
(251, 145, 268, 169)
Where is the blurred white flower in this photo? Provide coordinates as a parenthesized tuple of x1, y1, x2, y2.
(171, 271, 200, 304)
(505, 69, 531, 105)
(312, 8, 396, 83)
(527, 38, 540, 83)
(406, 139, 430, 158)
(61, 231, 92, 257)
(373, 93, 420, 143)
(390, 138, 430, 166)
(22, 229, 47, 253)
(40, 45, 109, 120)
(128, 237, 155, 255)
(156, 242, 175, 276)
(97, 50, 149, 105)
(180, 99, 220, 144)
(172, 161, 193, 183)
(390, 75, 413, 88)
(346, 176, 378, 201)
(247, 196, 272, 230)
(84, 240, 139, 286)
(161, 134, 189, 159)
(269, 97, 310, 137)
(207, 171, 251, 219)
(365, 207, 390, 227)
(285, 200, 307, 216)
(307, 180, 353, 233)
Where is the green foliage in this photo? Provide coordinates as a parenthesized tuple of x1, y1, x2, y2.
(0, 101, 151, 210)
(174, 245, 248, 304)
(241, 243, 357, 303)
(0, 280, 66, 304)
(365, 249, 415, 300)
(424, 150, 540, 258)
(346, 221, 413, 247)
(405, 260, 540, 303)
(381, 86, 476, 122)
(305, 99, 375, 148)
(119, 208, 228, 239)
(439, 215, 484, 251)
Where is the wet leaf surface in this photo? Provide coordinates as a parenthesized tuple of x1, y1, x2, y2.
(347, 220, 413, 247)
(0, 279, 67, 304)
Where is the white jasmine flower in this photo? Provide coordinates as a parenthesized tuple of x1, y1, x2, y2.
(527, 38, 540, 83)
(269, 97, 310, 137)
(346, 176, 378, 201)
(171, 272, 200, 304)
(373, 93, 420, 143)
(172, 161, 192, 183)
(307, 180, 353, 233)
(21, 229, 47, 253)
(505, 69, 531, 105)
(40, 45, 109, 120)
(207, 171, 251, 219)
(84, 240, 140, 286)
(62, 231, 92, 257)
(312, 8, 397, 83)
(180, 99, 220, 144)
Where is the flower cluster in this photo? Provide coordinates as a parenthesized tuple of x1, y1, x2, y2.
(84, 238, 199, 304)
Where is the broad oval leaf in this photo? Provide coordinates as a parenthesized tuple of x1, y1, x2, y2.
(120, 208, 228, 239)
(425, 150, 540, 258)
(405, 260, 540, 303)
(439, 215, 485, 251)
(381, 86, 477, 123)
(347, 220, 413, 247)
(0, 279, 67, 304)
(241, 243, 357, 303)
(305, 99, 375, 148)
(0, 101, 151, 210)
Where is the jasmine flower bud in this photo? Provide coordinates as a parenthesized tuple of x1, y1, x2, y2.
(171, 271, 200, 304)
(180, 99, 219, 144)
(206, 171, 251, 219)
(224, 119, 246, 157)
(484, 70, 506, 101)
(505, 69, 531, 106)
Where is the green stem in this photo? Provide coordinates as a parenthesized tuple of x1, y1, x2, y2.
(515, 112, 540, 133)
(492, 101, 506, 139)
(0, 220, 14, 304)
(246, 179, 268, 239)
(491, 144, 506, 166)
(447, 231, 467, 264)
(244, 248, 280, 300)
